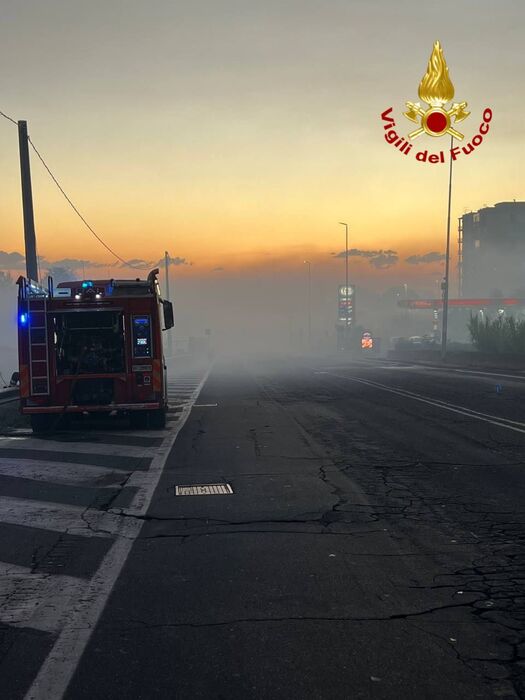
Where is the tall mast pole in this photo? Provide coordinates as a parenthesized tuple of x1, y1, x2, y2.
(441, 136, 454, 360)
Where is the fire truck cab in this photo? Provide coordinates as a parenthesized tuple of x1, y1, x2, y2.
(17, 269, 174, 433)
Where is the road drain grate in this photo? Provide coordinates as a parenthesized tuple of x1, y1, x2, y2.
(175, 483, 233, 496)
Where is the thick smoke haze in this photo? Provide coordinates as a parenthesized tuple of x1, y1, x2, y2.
(0, 254, 445, 378)
(3, 228, 525, 374)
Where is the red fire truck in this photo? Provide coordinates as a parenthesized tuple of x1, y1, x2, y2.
(17, 269, 174, 433)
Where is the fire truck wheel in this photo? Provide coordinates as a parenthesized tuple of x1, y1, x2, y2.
(30, 414, 55, 434)
(149, 408, 167, 430)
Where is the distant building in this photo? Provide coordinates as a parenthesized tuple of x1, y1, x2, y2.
(459, 201, 525, 297)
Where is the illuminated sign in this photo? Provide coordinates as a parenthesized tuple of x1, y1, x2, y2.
(361, 332, 373, 350)
(338, 285, 355, 325)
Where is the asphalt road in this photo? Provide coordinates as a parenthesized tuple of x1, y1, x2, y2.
(2, 356, 525, 699)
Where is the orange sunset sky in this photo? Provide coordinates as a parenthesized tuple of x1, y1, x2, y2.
(0, 0, 523, 292)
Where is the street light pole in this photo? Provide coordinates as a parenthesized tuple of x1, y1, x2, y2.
(441, 136, 454, 360)
(303, 260, 311, 349)
(339, 222, 349, 349)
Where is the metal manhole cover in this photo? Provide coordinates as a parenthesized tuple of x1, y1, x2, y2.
(175, 483, 233, 496)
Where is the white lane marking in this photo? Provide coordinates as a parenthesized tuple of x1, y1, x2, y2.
(451, 368, 525, 380)
(25, 367, 211, 700)
(0, 563, 87, 633)
(326, 372, 525, 435)
(0, 458, 130, 487)
(0, 495, 138, 539)
(376, 365, 416, 370)
(325, 361, 525, 382)
(388, 364, 525, 380)
(367, 362, 525, 381)
(0, 437, 152, 459)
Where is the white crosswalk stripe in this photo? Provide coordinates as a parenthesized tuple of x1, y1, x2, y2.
(0, 436, 153, 459)
(0, 495, 137, 538)
(0, 457, 130, 486)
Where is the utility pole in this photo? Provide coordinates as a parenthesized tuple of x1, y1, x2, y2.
(441, 136, 454, 360)
(164, 251, 173, 359)
(18, 120, 39, 281)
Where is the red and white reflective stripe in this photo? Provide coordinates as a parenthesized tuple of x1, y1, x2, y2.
(19, 365, 30, 398)
(152, 359, 162, 391)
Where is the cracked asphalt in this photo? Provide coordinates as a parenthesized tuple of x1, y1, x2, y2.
(65, 357, 525, 699)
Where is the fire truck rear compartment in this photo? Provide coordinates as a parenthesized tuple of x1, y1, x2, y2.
(72, 378, 114, 405)
(54, 310, 125, 376)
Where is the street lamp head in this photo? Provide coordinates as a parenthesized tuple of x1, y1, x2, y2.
(338, 222, 348, 227)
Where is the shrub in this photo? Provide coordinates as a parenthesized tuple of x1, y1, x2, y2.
(468, 314, 525, 354)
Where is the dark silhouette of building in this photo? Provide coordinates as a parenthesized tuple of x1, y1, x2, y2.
(459, 201, 525, 297)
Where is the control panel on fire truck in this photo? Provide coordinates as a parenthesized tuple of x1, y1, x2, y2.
(132, 316, 152, 358)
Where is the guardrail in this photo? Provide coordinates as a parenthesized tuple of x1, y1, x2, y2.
(0, 388, 19, 405)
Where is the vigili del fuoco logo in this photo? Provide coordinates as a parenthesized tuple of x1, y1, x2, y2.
(381, 41, 492, 163)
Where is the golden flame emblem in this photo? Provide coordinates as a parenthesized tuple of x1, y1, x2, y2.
(404, 41, 470, 140)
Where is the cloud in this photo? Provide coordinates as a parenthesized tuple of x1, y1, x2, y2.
(0, 251, 25, 269)
(121, 258, 155, 269)
(369, 252, 399, 269)
(0, 251, 192, 276)
(212, 266, 224, 271)
(119, 256, 190, 269)
(1, 251, 115, 273)
(46, 265, 77, 284)
(333, 248, 398, 269)
(52, 258, 106, 269)
(156, 256, 190, 267)
(405, 251, 446, 265)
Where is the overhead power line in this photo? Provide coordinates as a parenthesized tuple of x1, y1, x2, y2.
(1, 108, 148, 270)
(27, 138, 147, 270)
(0, 109, 17, 125)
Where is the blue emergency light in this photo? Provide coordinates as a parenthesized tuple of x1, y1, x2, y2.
(19, 313, 28, 326)
(82, 281, 94, 289)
